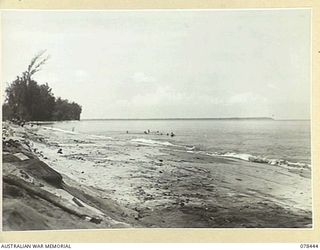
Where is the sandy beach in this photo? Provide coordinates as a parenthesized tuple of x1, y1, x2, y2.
(2, 122, 312, 230)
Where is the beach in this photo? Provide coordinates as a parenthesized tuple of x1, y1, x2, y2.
(2, 121, 312, 230)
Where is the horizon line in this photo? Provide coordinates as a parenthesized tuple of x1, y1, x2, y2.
(82, 116, 273, 121)
(80, 117, 311, 121)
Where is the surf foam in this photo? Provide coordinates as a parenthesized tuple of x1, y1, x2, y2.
(131, 138, 173, 146)
(42, 126, 78, 135)
(211, 152, 310, 169)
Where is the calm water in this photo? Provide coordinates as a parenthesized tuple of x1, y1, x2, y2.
(46, 119, 311, 165)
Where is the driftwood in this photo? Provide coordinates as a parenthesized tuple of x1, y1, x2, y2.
(72, 197, 84, 207)
(16, 159, 64, 189)
(3, 174, 101, 223)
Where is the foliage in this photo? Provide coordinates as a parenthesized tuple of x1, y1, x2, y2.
(2, 51, 82, 121)
(52, 98, 82, 121)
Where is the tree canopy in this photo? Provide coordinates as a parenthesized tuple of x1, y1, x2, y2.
(2, 51, 82, 121)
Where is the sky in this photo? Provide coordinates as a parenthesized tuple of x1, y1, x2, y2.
(1, 9, 311, 119)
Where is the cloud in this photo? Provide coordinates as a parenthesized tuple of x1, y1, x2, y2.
(74, 69, 88, 78)
(267, 83, 278, 90)
(72, 69, 90, 83)
(132, 72, 155, 84)
(228, 92, 267, 105)
(129, 86, 182, 106)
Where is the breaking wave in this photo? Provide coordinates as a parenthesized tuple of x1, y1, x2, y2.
(42, 126, 112, 140)
(210, 152, 310, 169)
(42, 125, 310, 170)
(130, 138, 310, 169)
(42, 126, 78, 134)
(131, 138, 174, 146)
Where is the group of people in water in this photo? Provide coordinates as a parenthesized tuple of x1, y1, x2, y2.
(126, 129, 175, 137)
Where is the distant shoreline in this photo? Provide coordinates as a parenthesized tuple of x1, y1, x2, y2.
(81, 117, 275, 121)
(23, 117, 311, 123)
(80, 117, 310, 121)
(24, 118, 311, 123)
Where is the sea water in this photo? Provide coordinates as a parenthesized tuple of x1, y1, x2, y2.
(43, 119, 311, 167)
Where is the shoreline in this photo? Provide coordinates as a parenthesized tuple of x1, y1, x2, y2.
(2, 122, 140, 230)
(2, 121, 312, 230)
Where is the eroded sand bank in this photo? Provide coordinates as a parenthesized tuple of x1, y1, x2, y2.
(2, 122, 312, 230)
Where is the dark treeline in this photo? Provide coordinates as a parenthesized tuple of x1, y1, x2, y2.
(2, 51, 82, 122)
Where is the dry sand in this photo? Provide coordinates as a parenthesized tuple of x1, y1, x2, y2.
(2, 122, 312, 230)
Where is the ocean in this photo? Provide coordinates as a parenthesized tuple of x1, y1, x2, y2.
(43, 119, 311, 168)
(28, 118, 312, 225)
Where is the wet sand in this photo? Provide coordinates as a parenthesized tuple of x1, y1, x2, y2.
(2, 122, 312, 230)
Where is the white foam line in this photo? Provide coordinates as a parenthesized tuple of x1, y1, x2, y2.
(131, 138, 174, 146)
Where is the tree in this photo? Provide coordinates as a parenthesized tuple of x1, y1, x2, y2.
(3, 51, 82, 121)
(52, 98, 82, 121)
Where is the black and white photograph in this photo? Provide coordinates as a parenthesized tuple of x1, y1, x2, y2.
(1, 9, 312, 231)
